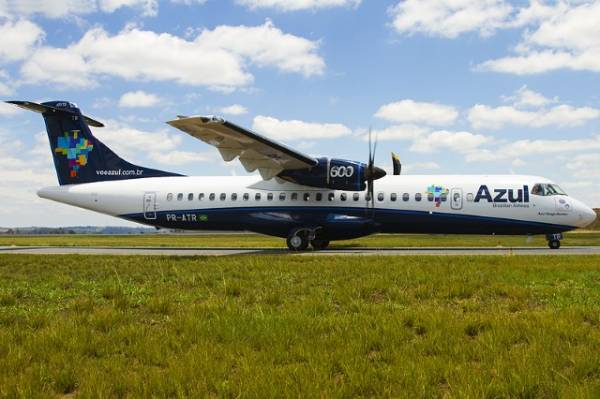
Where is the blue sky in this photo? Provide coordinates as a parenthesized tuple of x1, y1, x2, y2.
(1, 0, 599, 227)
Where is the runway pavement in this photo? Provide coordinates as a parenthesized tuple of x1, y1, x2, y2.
(1, 246, 600, 256)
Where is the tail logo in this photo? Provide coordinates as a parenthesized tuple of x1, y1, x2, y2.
(55, 130, 94, 178)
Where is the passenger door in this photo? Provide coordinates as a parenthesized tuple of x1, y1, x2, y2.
(450, 188, 463, 210)
(143, 192, 157, 220)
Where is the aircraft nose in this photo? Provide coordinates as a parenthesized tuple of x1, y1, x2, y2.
(583, 206, 597, 227)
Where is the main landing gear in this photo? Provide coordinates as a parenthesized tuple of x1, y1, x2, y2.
(546, 233, 563, 250)
(286, 228, 329, 251)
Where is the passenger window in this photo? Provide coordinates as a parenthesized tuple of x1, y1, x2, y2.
(391, 193, 397, 202)
(291, 193, 298, 201)
(340, 193, 347, 201)
(466, 193, 474, 202)
(328, 193, 335, 201)
(198, 193, 205, 201)
(255, 193, 261, 201)
(316, 193, 323, 201)
(415, 193, 422, 202)
(231, 193, 237, 201)
(188, 193, 194, 201)
(167, 193, 173, 201)
(177, 193, 183, 201)
(427, 193, 434, 202)
(279, 193, 286, 201)
(243, 193, 249, 201)
(303, 193, 310, 201)
(209, 193, 215, 201)
(441, 193, 448, 202)
(365, 193, 371, 202)
(220, 193, 226, 201)
(402, 193, 409, 202)
(267, 193, 273, 201)
(377, 192, 384, 202)
(353, 193, 360, 201)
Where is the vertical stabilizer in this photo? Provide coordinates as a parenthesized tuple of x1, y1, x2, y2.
(7, 100, 182, 185)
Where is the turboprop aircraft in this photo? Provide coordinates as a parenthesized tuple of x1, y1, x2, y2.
(7, 100, 597, 250)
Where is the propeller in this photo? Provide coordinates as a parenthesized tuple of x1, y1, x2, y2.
(364, 128, 386, 210)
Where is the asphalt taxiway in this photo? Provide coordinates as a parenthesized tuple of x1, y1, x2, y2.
(1, 246, 600, 256)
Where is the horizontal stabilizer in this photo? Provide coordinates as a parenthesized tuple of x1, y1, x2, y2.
(6, 100, 105, 128)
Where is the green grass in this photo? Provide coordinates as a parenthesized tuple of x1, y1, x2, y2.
(0, 254, 598, 398)
(1, 230, 599, 248)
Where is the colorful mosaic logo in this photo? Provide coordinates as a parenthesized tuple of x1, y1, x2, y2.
(427, 185, 449, 208)
(54, 130, 94, 178)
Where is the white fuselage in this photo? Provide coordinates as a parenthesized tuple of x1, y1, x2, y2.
(38, 175, 597, 238)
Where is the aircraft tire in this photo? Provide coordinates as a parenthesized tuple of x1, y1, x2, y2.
(311, 239, 330, 250)
(548, 239, 561, 250)
(287, 232, 309, 251)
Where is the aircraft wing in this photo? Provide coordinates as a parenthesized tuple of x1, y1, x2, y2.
(167, 116, 318, 180)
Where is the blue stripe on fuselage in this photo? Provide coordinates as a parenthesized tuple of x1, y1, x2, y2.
(123, 205, 576, 239)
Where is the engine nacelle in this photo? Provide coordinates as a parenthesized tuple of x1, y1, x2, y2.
(278, 158, 367, 191)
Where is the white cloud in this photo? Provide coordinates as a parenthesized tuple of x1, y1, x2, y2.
(237, 0, 360, 11)
(467, 136, 600, 162)
(98, 0, 158, 16)
(219, 104, 248, 115)
(374, 100, 458, 126)
(92, 120, 180, 157)
(171, 0, 207, 4)
(0, 70, 14, 95)
(566, 153, 600, 179)
(195, 20, 325, 77)
(252, 115, 352, 140)
(368, 124, 428, 141)
(511, 158, 526, 167)
(0, 20, 44, 62)
(91, 120, 213, 166)
(389, 0, 514, 38)
(387, 1, 600, 76)
(479, 1, 600, 74)
(0, 0, 95, 18)
(19, 21, 323, 90)
(0, 81, 12, 96)
(151, 150, 211, 165)
(468, 104, 600, 130)
(368, 124, 492, 155)
(20, 46, 94, 87)
(119, 90, 161, 108)
(0, 0, 160, 18)
(409, 130, 492, 154)
(0, 102, 22, 117)
(504, 85, 557, 108)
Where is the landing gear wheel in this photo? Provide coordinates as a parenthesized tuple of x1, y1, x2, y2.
(287, 232, 309, 251)
(548, 239, 561, 250)
(311, 239, 330, 250)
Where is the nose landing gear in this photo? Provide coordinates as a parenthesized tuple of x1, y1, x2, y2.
(546, 233, 563, 250)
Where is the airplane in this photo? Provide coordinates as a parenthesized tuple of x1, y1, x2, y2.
(6, 100, 597, 250)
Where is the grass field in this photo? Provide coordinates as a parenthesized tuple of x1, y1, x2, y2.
(0, 254, 598, 397)
(1, 230, 599, 248)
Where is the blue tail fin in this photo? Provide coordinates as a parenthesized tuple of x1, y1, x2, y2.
(7, 101, 182, 185)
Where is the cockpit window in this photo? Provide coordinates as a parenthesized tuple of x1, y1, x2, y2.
(531, 183, 567, 196)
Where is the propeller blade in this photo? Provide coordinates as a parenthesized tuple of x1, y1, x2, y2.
(372, 129, 379, 163)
